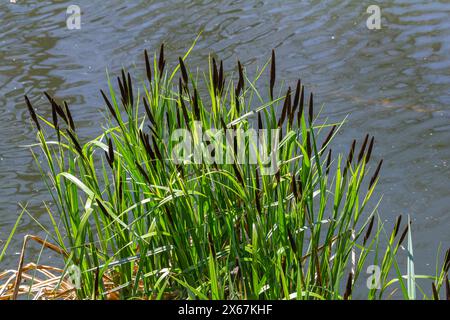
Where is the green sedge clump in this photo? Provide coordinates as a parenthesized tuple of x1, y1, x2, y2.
(4, 39, 449, 300)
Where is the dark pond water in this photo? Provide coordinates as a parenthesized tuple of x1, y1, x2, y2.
(1, 0, 449, 293)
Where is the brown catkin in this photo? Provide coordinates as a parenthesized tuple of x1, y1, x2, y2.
(270, 49, 276, 100)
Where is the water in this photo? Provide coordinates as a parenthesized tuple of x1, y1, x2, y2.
(1, 0, 449, 290)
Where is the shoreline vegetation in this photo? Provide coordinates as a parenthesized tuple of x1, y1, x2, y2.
(0, 40, 449, 300)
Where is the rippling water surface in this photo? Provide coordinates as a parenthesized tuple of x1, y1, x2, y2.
(1, 0, 449, 286)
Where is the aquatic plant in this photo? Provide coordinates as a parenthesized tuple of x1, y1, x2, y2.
(1, 40, 448, 300)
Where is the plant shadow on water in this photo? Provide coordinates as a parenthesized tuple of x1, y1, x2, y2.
(0, 39, 449, 300)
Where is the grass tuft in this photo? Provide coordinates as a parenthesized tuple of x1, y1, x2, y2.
(2, 43, 448, 300)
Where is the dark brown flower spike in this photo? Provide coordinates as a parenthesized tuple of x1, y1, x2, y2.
(164, 207, 174, 227)
(255, 167, 260, 191)
(152, 135, 163, 163)
(297, 85, 304, 127)
(392, 215, 402, 238)
(306, 133, 312, 159)
(25, 95, 41, 131)
(368, 159, 383, 190)
(320, 125, 336, 152)
(235, 61, 243, 110)
(343, 140, 354, 178)
(258, 112, 263, 131)
(432, 282, 439, 300)
(138, 130, 150, 156)
(105, 137, 114, 169)
(287, 229, 297, 254)
(121, 69, 129, 103)
(100, 89, 119, 123)
(218, 60, 224, 94)
(235, 95, 240, 114)
(293, 79, 301, 110)
(179, 57, 189, 87)
(236, 60, 244, 96)
(158, 43, 165, 76)
(253, 170, 262, 211)
(291, 174, 301, 200)
(278, 88, 291, 127)
(117, 69, 132, 107)
(347, 140, 356, 165)
(289, 79, 301, 126)
(127, 72, 134, 107)
(63, 101, 75, 131)
(212, 57, 218, 93)
(365, 136, 375, 164)
(107, 137, 114, 163)
(192, 89, 200, 120)
(286, 90, 292, 120)
(179, 79, 190, 127)
(343, 272, 353, 300)
(143, 96, 156, 127)
(357, 134, 369, 164)
(51, 98, 58, 130)
(270, 49, 276, 100)
(96, 199, 112, 220)
(144, 49, 152, 84)
(139, 130, 155, 162)
(44, 92, 68, 124)
(255, 190, 261, 215)
(117, 76, 127, 107)
(147, 125, 160, 141)
(135, 160, 151, 183)
(291, 173, 297, 195)
(218, 60, 223, 88)
(397, 222, 410, 247)
(325, 149, 332, 175)
(298, 179, 303, 197)
(363, 215, 375, 245)
(66, 130, 83, 157)
(308, 92, 314, 124)
(117, 175, 123, 202)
